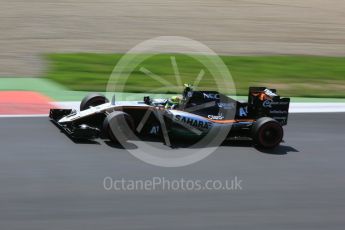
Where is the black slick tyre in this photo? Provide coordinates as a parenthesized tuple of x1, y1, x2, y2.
(80, 93, 109, 111)
(251, 117, 283, 149)
(102, 111, 135, 143)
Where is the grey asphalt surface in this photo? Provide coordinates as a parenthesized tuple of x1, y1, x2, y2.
(0, 113, 345, 229)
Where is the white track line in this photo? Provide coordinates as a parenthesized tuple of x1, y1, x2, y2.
(0, 102, 345, 118)
(52, 101, 345, 113)
(290, 103, 345, 113)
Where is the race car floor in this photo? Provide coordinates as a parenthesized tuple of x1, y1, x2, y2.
(0, 113, 344, 230)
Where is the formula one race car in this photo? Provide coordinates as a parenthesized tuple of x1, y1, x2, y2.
(50, 86, 290, 149)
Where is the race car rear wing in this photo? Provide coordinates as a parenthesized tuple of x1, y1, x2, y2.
(247, 87, 290, 125)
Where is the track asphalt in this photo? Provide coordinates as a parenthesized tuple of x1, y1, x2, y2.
(0, 113, 344, 229)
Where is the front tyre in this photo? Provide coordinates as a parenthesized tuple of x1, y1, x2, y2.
(102, 111, 135, 143)
(80, 93, 109, 111)
(251, 117, 283, 149)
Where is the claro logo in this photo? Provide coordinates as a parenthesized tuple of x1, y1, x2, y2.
(208, 114, 224, 120)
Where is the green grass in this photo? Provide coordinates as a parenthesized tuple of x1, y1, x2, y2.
(45, 53, 345, 98)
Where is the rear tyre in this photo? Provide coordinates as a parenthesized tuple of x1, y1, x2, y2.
(251, 117, 283, 149)
(102, 111, 135, 143)
(80, 93, 109, 111)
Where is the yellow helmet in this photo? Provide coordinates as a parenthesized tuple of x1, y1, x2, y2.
(170, 96, 181, 104)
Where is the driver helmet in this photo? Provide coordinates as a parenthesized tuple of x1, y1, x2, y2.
(165, 95, 182, 109)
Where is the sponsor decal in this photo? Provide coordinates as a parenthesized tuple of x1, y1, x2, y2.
(239, 106, 248, 117)
(263, 99, 272, 108)
(217, 102, 235, 109)
(263, 100, 289, 108)
(203, 93, 220, 99)
(264, 89, 277, 97)
(150, 125, 160, 134)
(270, 110, 288, 114)
(175, 115, 212, 129)
(274, 101, 289, 105)
(208, 113, 224, 120)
